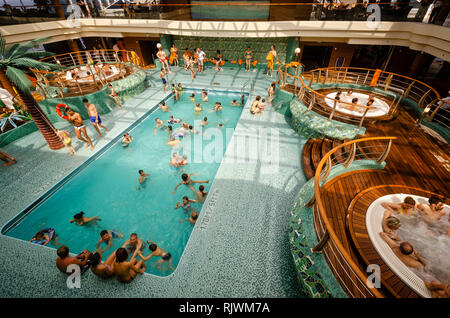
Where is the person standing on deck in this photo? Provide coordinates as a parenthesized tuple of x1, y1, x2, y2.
(83, 99, 109, 137)
(66, 108, 94, 150)
(244, 47, 252, 72)
(266, 45, 277, 77)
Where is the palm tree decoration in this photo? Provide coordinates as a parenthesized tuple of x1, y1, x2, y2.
(0, 33, 64, 149)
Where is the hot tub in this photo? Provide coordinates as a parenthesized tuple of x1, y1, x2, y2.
(324, 91, 390, 118)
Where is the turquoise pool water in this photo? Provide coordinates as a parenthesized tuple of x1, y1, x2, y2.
(3, 89, 246, 277)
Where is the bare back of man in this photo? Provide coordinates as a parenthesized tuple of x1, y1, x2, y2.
(67, 110, 94, 150)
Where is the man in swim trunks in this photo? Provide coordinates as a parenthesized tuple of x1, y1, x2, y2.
(56, 245, 91, 274)
(156, 46, 171, 74)
(190, 185, 208, 203)
(122, 233, 146, 259)
(172, 173, 209, 194)
(417, 195, 446, 222)
(67, 108, 94, 150)
(113, 247, 145, 283)
(160, 68, 167, 92)
(379, 232, 426, 268)
(83, 98, 109, 137)
(196, 48, 206, 73)
(138, 242, 174, 271)
(381, 197, 416, 216)
(69, 211, 101, 225)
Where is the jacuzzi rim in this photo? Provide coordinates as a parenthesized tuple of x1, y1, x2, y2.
(323, 91, 390, 118)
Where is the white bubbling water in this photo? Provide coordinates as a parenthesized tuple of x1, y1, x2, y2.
(396, 213, 450, 284)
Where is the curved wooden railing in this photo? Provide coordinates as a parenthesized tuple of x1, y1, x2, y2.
(279, 65, 442, 129)
(417, 98, 450, 131)
(310, 136, 397, 298)
(29, 49, 142, 99)
(277, 62, 304, 92)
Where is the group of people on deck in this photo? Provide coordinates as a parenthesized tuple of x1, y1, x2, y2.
(379, 195, 450, 298)
(156, 44, 278, 77)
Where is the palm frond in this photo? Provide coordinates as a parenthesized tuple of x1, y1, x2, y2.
(22, 50, 55, 59)
(12, 57, 62, 71)
(0, 33, 5, 56)
(9, 37, 52, 59)
(4, 43, 19, 58)
(5, 66, 34, 95)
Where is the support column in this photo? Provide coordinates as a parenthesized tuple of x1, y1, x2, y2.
(51, 0, 65, 19)
(69, 39, 84, 65)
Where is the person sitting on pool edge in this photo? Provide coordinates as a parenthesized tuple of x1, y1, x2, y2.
(416, 195, 446, 222)
(69, 211, 101, 226)
(180, 211, 198, 225)
(172, 173, 209, 194)
(121, 132, 133, 147)
(138, 170, 150, 184)
(379, 232, 426, 268)
(88, 251, 116, 279)
(56, 245, 91, 274)
(381, 196, 416, 216)
(122, 233, 146, 259)
(96, 229, 124, 254)
(138, 242, 174, 271)
(113, 247, 145, 283)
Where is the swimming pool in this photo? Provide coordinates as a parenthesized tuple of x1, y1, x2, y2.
(2, 88, 246, 277)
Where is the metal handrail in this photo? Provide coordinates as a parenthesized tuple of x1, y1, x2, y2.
(312, 136, 397, 298)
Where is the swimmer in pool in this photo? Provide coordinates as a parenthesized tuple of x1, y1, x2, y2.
(172, 173, 209, 194)
(122, 233, 146, 259)
(121, 132, 133, 147)
(190, 184, 208, 203)
(30, 228, 59, 246)
(166, 135, 181, 148)
(381, 197, 416, 216)
(211, 102, 222, 112)
(178, 154, 188, 167)
(180, 211, 198, 225)
(201, 90, 208, 102)
(159, 101, 170, 112)
(344, 97, 359, 112)
(416, 195, 446, 222)
(229, 99, 239, 106)
(168, 125, 173, 136)
(69, 212, 101, 225)
(425, 281, 450, 298)
(216, 119, 229, 128)
(170, 152, 180, 170)
(241, 95, 245, 105)
(113, 247, 145, 283)
(154, 118, 165, 135)
(88, 251, 116, 279)
(379, 232, 426, 268)
(138, 242, 174, 271)
(194, 102, 203, 113)
(166, 115, 181, 125)
(96, 229, 124, 254)
(175, 196, 197, 213)
(201, 117, 209, 126)
(138, 170, 150, 184)
(190, 93, 195, 103)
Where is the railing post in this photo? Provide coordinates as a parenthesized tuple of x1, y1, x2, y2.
(309, 71, 315, 87)
(403, 80, 415, 99)
(429, 99, 447, 121)
(343, 143, 356, 168)
(416, 100, 435, 125)
(308, 93, 315, 110)
(342, 69, 347, 83)
(363, 70, 370, 86)
(418, 89, 431, 109)
(324, 69, 329, 84)
(312, 229, 329, 253)
(319, 156, 332, 183)
(377, 139, 392, 164)
(358, 107, 369, 128)
(329, 99, 337, 120)
(305, 194, 316, 208)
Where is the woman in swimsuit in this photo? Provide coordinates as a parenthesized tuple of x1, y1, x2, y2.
(169, 43, 178, 66)
(244, 47, 252, 72)
(113, 248, 145, 283)
(88, 251, 116, 279)
(381, 197, 416, 216)
(175, 196, 197, 213)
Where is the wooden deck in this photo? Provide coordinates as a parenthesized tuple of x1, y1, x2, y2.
(298, 96, 450, 297)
